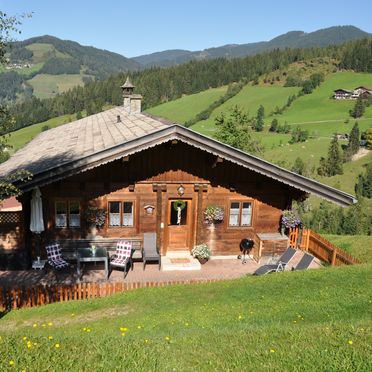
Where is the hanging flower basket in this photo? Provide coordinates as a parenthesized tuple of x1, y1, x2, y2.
(204, 205, 224, 224)
(85, 206, 106, 228)
(281, 209, 301, 229)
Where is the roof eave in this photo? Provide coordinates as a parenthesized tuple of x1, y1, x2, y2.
(14, 125, 357, 207)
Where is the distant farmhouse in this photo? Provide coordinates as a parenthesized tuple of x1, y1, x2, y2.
(333, 86, 372, 100)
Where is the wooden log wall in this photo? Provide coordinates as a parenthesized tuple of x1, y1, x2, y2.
(24, 141, 304, 257)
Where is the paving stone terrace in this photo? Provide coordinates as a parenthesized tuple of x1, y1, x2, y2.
(0, 251, 322, 288)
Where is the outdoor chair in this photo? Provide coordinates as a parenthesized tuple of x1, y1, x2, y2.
(292, 252, 314, 271)
(45, 243, 70, 270)
(253, 247, 297, 275)
(109, 241, 133, 279)
(142, 232, 161, 270)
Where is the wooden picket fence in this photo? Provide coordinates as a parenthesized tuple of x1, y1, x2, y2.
(0, 278, 220, 311)
(288, 228, 360, 266)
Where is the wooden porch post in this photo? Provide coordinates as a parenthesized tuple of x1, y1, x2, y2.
(153, 184, 166, 254)
(194, 184, 203, 245)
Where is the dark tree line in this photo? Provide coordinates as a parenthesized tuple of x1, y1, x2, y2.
(339, 38, 372, 72)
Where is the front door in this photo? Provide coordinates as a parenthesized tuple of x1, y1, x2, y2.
(166, 199, 192, 252)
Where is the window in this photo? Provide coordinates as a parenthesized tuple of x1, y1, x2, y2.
(55, 201, 67, 228)
(55, 201, 80, 228)
(228, 201, 252, 227)
(69, 201, 81, 227)
(109, 201, 134, 227)
(109, 202, 120, 227)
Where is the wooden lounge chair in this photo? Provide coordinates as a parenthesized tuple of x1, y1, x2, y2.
(253, 247, 297, 275)
(142, 232, 161, 270)
(292, 253, 314, 271)
(109, 241, 133, 279)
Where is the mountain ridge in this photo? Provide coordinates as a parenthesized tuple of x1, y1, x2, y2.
(133, 25, 371, 67)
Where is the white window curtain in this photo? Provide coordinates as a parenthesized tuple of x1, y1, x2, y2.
(229, 203, 240, 226)
(241, 202, 252, 226)
(122, 202, 133, 226)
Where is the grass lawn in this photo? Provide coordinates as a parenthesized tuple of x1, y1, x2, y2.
(28, 74, 86, 99)
(0, 265, 370, 371)
(146, 86, 228, 124)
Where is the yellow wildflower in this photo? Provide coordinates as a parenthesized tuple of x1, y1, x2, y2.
(348, 340, 353, 345)
(48, 336, 53, 340)
(42, 324, 46, 328)
(48, 322, 53, 326)
(137, 325, 142, 329)
(86, 328, 91, 333)
(55, 343, 60, 348)
(165, 336, 170, 341)
(23, 336, 27, 340)
(32, 324, 37, 328)
(144, 339, 149, 343)
(121, 333, 126, 337)
(238, 315, 242, 320)
(9, 360, 14, 366)
(270, 349, 276, 353)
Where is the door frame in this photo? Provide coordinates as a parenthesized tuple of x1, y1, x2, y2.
(164, 197, 195, 254)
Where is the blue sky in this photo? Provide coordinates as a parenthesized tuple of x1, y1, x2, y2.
(1, 0, 372, 57)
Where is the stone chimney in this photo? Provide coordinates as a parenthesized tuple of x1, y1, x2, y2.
(121, 77, 142, 114)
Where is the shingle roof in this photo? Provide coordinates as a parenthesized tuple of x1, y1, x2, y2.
(0, 107, 168, 177)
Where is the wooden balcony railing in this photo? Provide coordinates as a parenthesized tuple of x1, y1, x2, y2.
(288, 228, 360, 266)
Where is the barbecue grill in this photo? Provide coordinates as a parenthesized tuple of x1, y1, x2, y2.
(239, 238, 254, 264)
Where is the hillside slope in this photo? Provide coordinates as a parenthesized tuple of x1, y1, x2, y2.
(133, 26, 370, 67)
(0, 265, 370, 370)
(2, 35, 141, 99)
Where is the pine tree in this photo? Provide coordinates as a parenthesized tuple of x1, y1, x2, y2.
(269, 118, 278, 132)
(344, 122, 360, 161)
(326, 136, 343, 176)
(350, 97, 365, 118)
(254, 105, 265, 132)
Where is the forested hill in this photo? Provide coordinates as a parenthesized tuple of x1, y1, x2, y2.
(8, 35, 141, 78)
(133, 26, 370, 67)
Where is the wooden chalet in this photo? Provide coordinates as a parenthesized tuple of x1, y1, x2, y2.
(0, 80, 356, 267)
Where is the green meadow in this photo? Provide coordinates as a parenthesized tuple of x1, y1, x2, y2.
(273, 72, 372, 125)
(0, 264, 370, 371)
(146, 86, 228, 124)
(191, 85, 300, 135)
(28, 74, 86, 99)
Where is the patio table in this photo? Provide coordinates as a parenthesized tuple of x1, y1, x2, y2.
(76, 247, 108, 281)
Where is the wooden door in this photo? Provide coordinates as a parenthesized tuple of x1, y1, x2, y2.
(166, 199, 192, 252)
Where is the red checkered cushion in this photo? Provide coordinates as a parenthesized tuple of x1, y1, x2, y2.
(45, 243, 69, 269)
(111, 241, 132, 267)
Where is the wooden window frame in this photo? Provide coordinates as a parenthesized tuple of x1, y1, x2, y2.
(227, 200, 253, 228)
(55, 200, 81, 229)
(107, 200, 135, 228)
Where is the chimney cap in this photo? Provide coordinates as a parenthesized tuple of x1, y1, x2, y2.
(121, 76, 135, 89)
